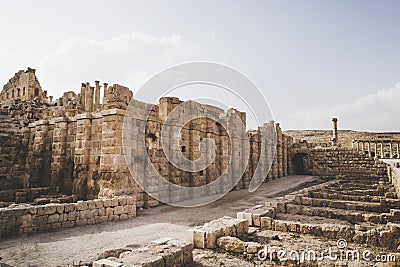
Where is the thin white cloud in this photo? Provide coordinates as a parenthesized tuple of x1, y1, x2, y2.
(36, 32, 201, 98)
(282, 82, 400, 132)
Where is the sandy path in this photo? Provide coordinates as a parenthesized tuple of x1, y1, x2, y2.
(0, 175, 319, 266)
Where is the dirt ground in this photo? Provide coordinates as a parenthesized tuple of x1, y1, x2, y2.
(0, 175, 319, 267)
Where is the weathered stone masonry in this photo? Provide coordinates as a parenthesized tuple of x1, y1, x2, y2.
(0, 196, 136, 238)
(0, 69, 293, 210)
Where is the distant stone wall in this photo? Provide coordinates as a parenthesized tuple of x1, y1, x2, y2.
(306, 147, 387, 180)
(0, 68, 48, 105)
(285, 129, 400, 150)
(0, 196, 136, 239)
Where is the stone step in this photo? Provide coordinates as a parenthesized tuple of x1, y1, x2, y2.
(191, 216, 249, 249)
(293, 196, 391, 213)
(283, 203, 400, 224)
(323, 183, 392, 191)
(259, 216, 400, 250)
(317, 187, 387, 197)
(306, 191, 400, 206)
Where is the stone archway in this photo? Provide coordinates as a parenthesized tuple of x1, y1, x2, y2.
(291, 153, 312, 175)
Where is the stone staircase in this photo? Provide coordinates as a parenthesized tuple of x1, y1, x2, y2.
(191, 175, 400, 266)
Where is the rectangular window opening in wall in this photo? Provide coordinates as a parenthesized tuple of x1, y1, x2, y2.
(181, 146, 186, 152)
(199, 170, 204, 176)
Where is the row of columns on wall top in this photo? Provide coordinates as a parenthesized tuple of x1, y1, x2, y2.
(352, 140, 400, 159)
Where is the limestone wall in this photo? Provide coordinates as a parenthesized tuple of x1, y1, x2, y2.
(0, 72, 292, 208)
(0, 187, 49, 204)
(0, 102, 49, 191)
(389, 164, 400, 197)
(0, 196, 136, 238)
(306, 147, 388, 180)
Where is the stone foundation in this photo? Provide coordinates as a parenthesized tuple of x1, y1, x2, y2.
(0, 196, 136, 238)
(92, 238, 193, 267)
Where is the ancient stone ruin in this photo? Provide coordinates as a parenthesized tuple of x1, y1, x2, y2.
(0, 68, 399, 267)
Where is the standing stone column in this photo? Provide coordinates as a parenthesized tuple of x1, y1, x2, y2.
(94, 81, 101, 110)
(103, 83, 108, 103)
(287, 135, 294, 175)
(380, 143, 384, 158)
(361, 142, 365, 154)
(80, 83, 86, 111)
(283, 135, 288, 176)
(374, 142, 378, 159)
(331, 118, 338, 146)
(276, 123, 283, 177)
(397, 143, 400, 159)
(367, 142, 371, 157)
(389, 142, 393, 158)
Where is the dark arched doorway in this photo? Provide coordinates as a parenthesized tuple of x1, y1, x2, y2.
(292, 153, 312, 175)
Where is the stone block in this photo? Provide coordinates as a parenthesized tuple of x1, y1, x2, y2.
(94, 215, 108, 224)
(111, 198, 119, 207)
(44, 204, 57, 215)
(16, 214, 32, 228)
(114, 206, 124, 215)
(103, 199, 112, 207)
(94, 199, 104, 208)
(260, 217, 274, 230)
(68, 211, 78, 221)
(79, 210, 91, 220)
(56, 205, 64, 214)
(76, 219, 88, 226)
(105, 207, 113, 216)
(217, 236, 246, 253)
(126, 197, 135, 205)
(51, 222, 61, 229)
(287, 221, 300, 232)
(87, 200, 96, 210)
(274, 221, 288, 232)
(47, 214, 60, 224)
(237, 211, 252, 226)
(118, 197, 128, 206)
(246, 241, 262, 254)
(93, 259, 122, 267)
(98, 207, 106, 216)
(61, 221, 75, 228)
(77, 201, 88, 211)
(64, 203, 76, 213)
(251, 207, 275, 227)
(32, 215, 47, 226)
(205, 228, 224, 249)
(235, 219, 249, 236)
(192, 229, 206, 248)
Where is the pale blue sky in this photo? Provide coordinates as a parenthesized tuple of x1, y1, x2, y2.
(0, 1, 399, 131)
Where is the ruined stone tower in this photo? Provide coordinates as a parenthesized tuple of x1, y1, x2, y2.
(0, 68, 49, 105)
